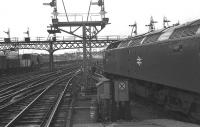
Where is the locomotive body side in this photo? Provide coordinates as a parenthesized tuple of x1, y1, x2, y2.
(104, 29, 200, 94)
(103, 20, 200, 120)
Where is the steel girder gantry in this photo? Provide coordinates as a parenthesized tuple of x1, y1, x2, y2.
(0, 38, 117, 72)
(0, 38, 117, 51)
(45, 0, 110, 86)
(0, 37, 118, 74)
(0, 0, 121, 76)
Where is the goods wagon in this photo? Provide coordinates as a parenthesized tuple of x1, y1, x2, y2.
(0, 56, 7, 74)
(20, 54, 40, 68)
(7, 59, 20, 69)
(0, 53, 41, 75)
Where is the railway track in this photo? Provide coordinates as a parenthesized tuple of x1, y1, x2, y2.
(0, 66, 79, 107)
(0, 69, 50, 83)
(0, 61, 79, 84)
(0, 74, 59, 108)
(0, 65, 79, 95)
(0, 68, 80, 127)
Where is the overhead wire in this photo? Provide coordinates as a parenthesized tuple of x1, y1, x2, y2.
(87, 0, 92, 22)
(86, 1, 93, 60)
(61, 0, 71, 31)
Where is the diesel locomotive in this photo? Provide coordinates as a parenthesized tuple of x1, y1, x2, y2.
(100, 19, 200, 121)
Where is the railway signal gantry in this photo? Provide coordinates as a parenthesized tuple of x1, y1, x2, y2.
(44, 0, 109, 86)
(0, 0, 123, 87)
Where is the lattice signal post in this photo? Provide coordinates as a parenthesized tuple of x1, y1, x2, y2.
(44, 0, 109, 86)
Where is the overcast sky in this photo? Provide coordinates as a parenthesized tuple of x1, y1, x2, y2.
(0, 0, 200, 39)
(0, 0, 199, 54)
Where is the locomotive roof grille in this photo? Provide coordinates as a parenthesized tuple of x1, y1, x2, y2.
(106, 19, 200, 50)
(169, 25, 199, 39)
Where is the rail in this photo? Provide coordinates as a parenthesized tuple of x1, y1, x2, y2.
(4, 69, 78, 127)
(0, 72, 60, 108)
(44, 70, 80, 127)
(0, 67, 76, 109)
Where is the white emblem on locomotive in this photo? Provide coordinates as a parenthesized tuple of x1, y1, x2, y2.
(136, 56, 142, 66)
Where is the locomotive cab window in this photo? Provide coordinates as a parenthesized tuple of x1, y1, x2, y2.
(128, 37, 144, 47)
(158, 28, 174, 41)
(143, 32, 162, 44)
(117, 40, 130, 48)
(106, 41, 121, 50)
(196, 26, 200, 35)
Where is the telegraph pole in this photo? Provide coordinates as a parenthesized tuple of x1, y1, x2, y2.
(163, 17, 170, 28)
(44, 0, 58, 71)
(145, 16, 157, 32)
(83, 25, 87, 86)
(129, 22, 137, 37)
